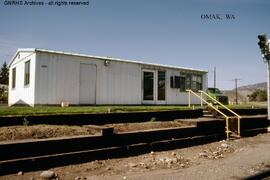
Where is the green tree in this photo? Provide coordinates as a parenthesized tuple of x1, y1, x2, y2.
(0, 86, 8, 102)
(248, 91, 257, 101)
(248, 89, 267, 102)
(257, 89, 267, 101)
(0, 61, 9, 85)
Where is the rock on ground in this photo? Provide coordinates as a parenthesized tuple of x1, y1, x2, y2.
(40, 170, 55, 179)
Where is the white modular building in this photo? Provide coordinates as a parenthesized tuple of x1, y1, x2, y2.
(8, 48, 208, 106)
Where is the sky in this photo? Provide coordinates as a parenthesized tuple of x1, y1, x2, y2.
(0, 0, 270, 90)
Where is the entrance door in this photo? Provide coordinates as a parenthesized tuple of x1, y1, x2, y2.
(142, 70, 166, 104)
(142, 70, 155, 104)
(157, 71, 166, 104)
(79, 63, 97, 104)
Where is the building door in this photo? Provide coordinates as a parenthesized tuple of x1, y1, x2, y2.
(79, 63, 97, 104)
(142, 70, 155, 104)
(142, 70, 166, 104)
(157, 71, 166, 104)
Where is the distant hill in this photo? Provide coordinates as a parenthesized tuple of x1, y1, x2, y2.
(236, 82, 266, 91)
(223, 82, 266, 104)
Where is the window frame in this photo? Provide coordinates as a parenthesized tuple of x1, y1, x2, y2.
(170, 76, 181, 89)
(180, 73, 203, 92)
(180, 76, 186, 92)
(174, 76, 181, 89)
(11, 67, 16, 89)
(24, 60, 30, 87)
(186, 74, 192, 90)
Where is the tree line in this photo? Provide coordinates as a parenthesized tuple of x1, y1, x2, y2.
(247, 89, 267, 102)
(0, 61, 9, 103)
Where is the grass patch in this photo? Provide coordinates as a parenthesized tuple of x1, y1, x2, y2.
(224, 104, 267, 109)
(0, 105, 200, 116)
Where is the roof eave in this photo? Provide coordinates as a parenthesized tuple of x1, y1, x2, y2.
(34, 48, 208, 73)
(8, 48, 36, 67)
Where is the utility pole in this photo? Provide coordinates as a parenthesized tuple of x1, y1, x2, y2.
(232, 78, 241, 105)
(257, 34, 270, 120)
(214, 66, 216, 89)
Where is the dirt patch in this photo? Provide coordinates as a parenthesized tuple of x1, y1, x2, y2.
(106, 120, 193, 133)
(2, 133, 270, 180)
(5, 133, 270, 180)
(0, 120, 192, 142)
(0, 125, 99, 142)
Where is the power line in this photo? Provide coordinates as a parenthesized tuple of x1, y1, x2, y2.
(232, 78, 241, 104)
(214, 66, 216, 89)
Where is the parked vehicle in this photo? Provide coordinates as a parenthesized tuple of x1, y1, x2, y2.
(207, 87, 229, 105)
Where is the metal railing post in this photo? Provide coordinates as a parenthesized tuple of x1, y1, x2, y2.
(238, 117, 241, 137)
(226, 117, 229, 139)
(187, 89, 236, 140)
(199, 90, 242, 138)
(188, 90, 191, 107)
(200, 91, 203, 107)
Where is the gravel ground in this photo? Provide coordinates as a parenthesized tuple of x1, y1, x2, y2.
(2, 132, 270, 180)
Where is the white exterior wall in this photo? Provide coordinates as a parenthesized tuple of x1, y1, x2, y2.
(8, 52, 36, 106)
(34, 52, 141, 105)
(166, 68, 186, 104)
(35, 52, 80, 104)
(9, 49, 207, 106)
(97, 60, 141, 104)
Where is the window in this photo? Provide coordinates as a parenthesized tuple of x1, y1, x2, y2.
(170, 76, 173, 88)
(195, 75, 202, 91)
(174, 76, 180, 88)
(190, 75, 202, 91)
(158, 71, 165, 100)
(170, 76, 180, 89)
(180, 76, 186, 92)
(180, 73, 202, 92)
(191, 76, 197, 91)
(143, 71, 154, 100)
(185, 74, 191, 90)
(24, 60, 30, 86)
(12, 68, 16, 89)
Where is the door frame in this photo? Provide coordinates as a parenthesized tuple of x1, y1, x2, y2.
(141, 69, 166, 104)
(156, 70, 166, 105)
(142, 69, 156, 104)
(79, 63, 97, 104)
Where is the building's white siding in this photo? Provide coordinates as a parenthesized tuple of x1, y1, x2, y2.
(79, 63, 97, 104)
(9, 49, 208, 106)
(8, 52, 36, 106)
(166, 68, 186, 104)
(34, 52, 141, 105)
(35, 52, 80, 104)
(96, 60, 141, 104)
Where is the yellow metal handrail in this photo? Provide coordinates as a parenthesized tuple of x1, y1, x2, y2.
(187, 89, 242, 139)
(199, 90, 242, 119)
(187, 89, 231, 139)
(198, 90, 242, 138)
